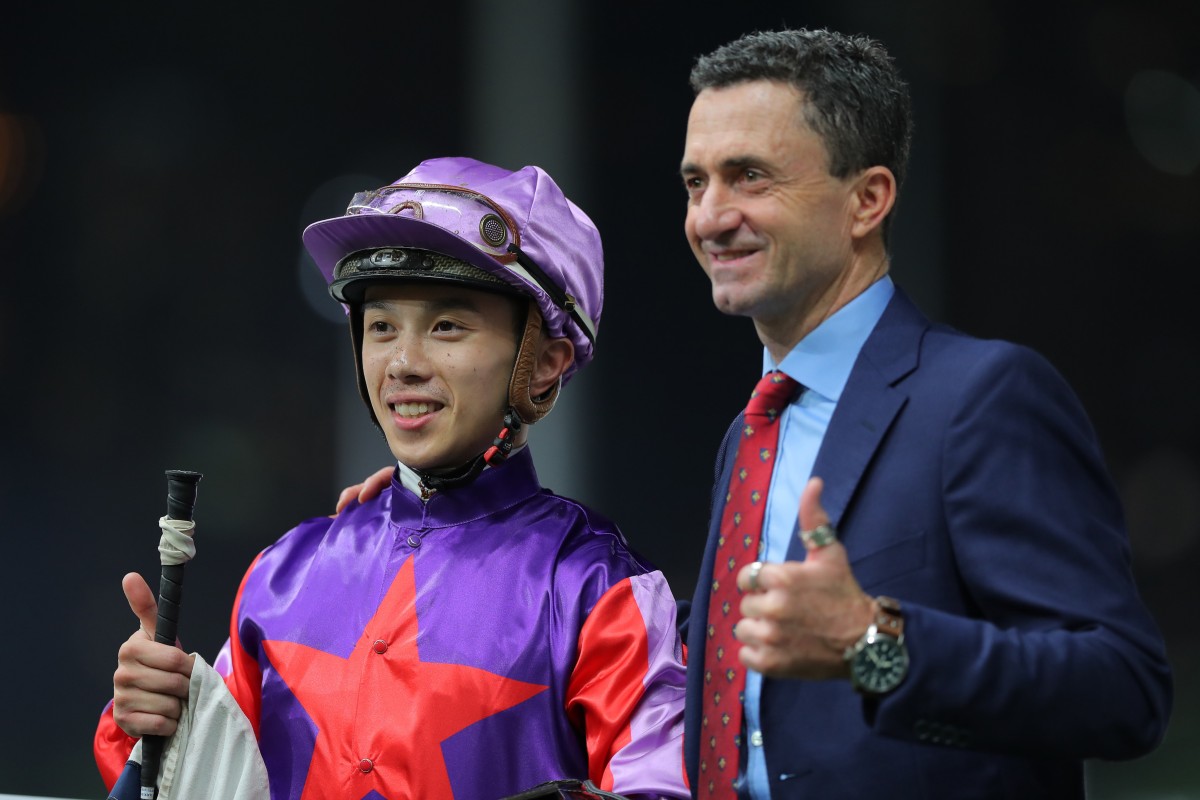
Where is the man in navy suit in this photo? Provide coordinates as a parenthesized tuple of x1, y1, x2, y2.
(679, 29, 1171, 799)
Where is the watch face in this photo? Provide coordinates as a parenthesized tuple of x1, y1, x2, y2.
(851, 636, 909, 693)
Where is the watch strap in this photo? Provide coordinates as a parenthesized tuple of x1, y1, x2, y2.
(874, 595, 904, 641)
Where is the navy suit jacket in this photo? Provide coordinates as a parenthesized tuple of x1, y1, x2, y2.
(684, 288, 1172, 799)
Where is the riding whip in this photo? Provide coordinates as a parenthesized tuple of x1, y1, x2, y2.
(139, 469, 202, 800)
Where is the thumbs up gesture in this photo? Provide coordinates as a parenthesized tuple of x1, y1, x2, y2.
(111, 572, 195, 738)
(734, 477, 876, 680)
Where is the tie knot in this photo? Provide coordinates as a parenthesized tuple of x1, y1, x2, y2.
(745, 371, 798, 419)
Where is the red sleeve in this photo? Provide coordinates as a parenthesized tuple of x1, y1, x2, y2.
(565, 578, 650, 790)
(93, 700, 136, 790)
(567, 572, 689, 797)
(220, 552, 265, 737)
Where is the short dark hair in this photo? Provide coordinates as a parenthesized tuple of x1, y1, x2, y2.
(690, 29, 913, 192)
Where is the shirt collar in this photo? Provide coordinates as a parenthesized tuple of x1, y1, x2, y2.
(395, 459, 427, 498)
(764, 276, 894, 402)
(388, 446, 542, 528)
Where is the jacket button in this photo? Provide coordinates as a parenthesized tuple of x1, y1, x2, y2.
(373, 639, 388, 654)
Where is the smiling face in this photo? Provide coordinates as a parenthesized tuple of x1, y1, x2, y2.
(360, 282, 522, 472)
(681, 80, 869, 357)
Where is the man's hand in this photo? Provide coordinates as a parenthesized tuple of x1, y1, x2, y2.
(334, 466, 394, 514)
(111, 572, 195, 738)
(733, 477, 875, 679)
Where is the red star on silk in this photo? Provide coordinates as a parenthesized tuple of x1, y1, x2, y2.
(263, 558, 548, 799)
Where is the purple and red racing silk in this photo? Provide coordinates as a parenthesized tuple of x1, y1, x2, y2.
(96, 448, 689, 799)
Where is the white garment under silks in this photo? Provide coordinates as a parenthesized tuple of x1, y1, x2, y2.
(129, 654, 269, 799)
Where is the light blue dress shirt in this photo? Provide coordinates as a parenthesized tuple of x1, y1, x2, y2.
(742, 276, 894, 799)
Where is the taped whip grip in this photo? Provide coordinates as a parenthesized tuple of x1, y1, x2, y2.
(140, 469, 202, 800)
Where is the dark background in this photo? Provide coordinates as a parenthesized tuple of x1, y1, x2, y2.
(1, 1, 1197, 797)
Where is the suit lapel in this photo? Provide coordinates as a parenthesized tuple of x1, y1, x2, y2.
(690, 413, 743, 634)
(785, 289, 928, 561)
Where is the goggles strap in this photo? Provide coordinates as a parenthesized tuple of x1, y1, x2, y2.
(507, 244, 597, 344)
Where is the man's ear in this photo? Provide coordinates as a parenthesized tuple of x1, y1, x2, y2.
(849, 166, 896, 240)
(530, 337, 575, 399)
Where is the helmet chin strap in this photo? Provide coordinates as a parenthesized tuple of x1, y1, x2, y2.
(411, 451, 491, 493)
(485, 301, 558, 466)
(412, 406, 523, 493)
(414, 301, 558, 492)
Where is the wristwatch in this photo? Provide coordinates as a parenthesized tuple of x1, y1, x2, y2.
(845, 596, 909, 695)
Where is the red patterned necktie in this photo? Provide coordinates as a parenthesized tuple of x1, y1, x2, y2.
(699, 370, 799, 800)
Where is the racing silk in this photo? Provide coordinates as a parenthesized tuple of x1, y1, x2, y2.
(95, 448, 689, 799)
